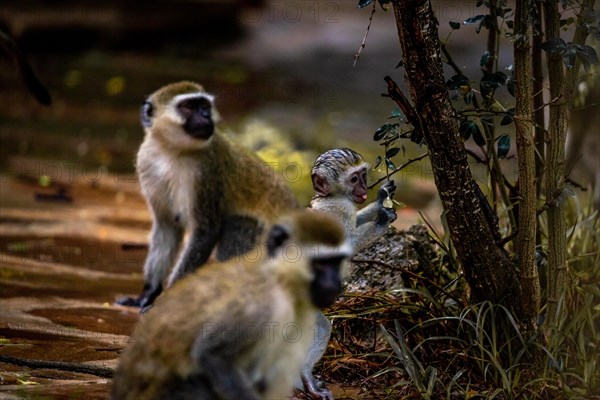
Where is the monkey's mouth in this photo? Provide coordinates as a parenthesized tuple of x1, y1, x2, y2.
(311, 285, 342, 308)
(353, 193, 368, 204)
(312, 289, 341, 308)
(184, 122, 214, 140)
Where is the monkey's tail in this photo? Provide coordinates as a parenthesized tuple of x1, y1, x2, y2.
(0, 354, 114, 378)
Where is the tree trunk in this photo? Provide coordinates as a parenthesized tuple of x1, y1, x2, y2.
(543, 0, 595, 334)
(390, 0, 522, 312)
(532, 0, 545, 207)
(514, 0, 541, 322)
(543, 1, 568, 334)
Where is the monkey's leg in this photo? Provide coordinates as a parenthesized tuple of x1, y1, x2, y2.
(216, 215, 262, 261)
(155, 373, 219, 400)
(166, 225, 218, 287)
(116, 222, 182, 308)
(195, 351, 261, 400)
(298, 312, 334, 400)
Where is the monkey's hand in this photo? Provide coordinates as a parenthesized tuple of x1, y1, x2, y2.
(377, 180, 396, 203)
(376, 204, 397, 226)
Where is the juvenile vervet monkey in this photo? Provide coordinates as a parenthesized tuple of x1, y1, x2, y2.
(310, 147, 397, 251)
(301, 148, 397, 399)
(116, 81, 298, 309)
(111, 210, 352, 400)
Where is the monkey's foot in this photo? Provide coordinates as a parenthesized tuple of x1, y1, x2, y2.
(115, 295, 142, 307)
(301, 376, 334, 400)
(116, 283, 162, 309)
(140, 304, 154, 314)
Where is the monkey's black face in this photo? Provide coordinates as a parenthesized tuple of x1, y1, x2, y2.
(310, 256, 344, 308)
(177, 97, 214, 140)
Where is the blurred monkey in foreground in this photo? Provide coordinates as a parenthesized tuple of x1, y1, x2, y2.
(111, 210, 352, 400)
(116, 81, 298, 309)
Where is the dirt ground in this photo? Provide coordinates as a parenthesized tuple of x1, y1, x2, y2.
(0, 163, 148, 399)
(0, 157, 435, 399)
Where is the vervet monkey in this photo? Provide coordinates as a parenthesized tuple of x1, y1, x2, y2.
(111, 210, 352, 400)
(310, 147, 397, 251)
(116, 81, 298, 309)
(300, 148, 397, 400)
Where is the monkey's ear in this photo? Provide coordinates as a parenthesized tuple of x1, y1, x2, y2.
(140, 101, 154, 127)
(267, 224, 290, 258)
(311, 173, 330, 197)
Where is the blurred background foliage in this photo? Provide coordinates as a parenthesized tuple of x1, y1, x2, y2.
(0, 0, 485, 210)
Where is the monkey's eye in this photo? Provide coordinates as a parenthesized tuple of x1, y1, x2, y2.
(140, 101, 154, 127)
(350, 176, 359, 184)
(179, 98, 212, 117)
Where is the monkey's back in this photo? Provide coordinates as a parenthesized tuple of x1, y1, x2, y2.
(111, 256, 314, 400)
(215, 133, 299, 216)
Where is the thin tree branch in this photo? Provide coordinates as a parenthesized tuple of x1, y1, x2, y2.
(368, 153, 429, 189)
(353, 2, 376, 67)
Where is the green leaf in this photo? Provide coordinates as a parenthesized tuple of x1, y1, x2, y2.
(480, 50, 492, 67)
(374, 123, 397, 141)
(464, 15, 485, 25)
(385, 158, 396, 170)
(497, 134, 510, 158)
(389, 108, 403, 118)
(472, 122, 486, 146)
(500, 114, 513, 125)
(540, 37, 567, 54)
(480, 72, 507, 98)
(507, 76, 515, 97)
(563, 44, 577, 69)
(410, 128, 424, 145)
(373, 155, 383, 169)
(459, 119, 475, 140)
(449, 21, 461, 30)
(357, 0, 374, 8)
(575, 44, 599, 66)
(477, 15, 496, 33)
(492, 71, 508, 85)
(446, 74, 470, 90)
(386, 147, 401, 158)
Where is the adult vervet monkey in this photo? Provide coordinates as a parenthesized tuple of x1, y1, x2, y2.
(111, 210, 352, 400)
(116, 81, 298, 309)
